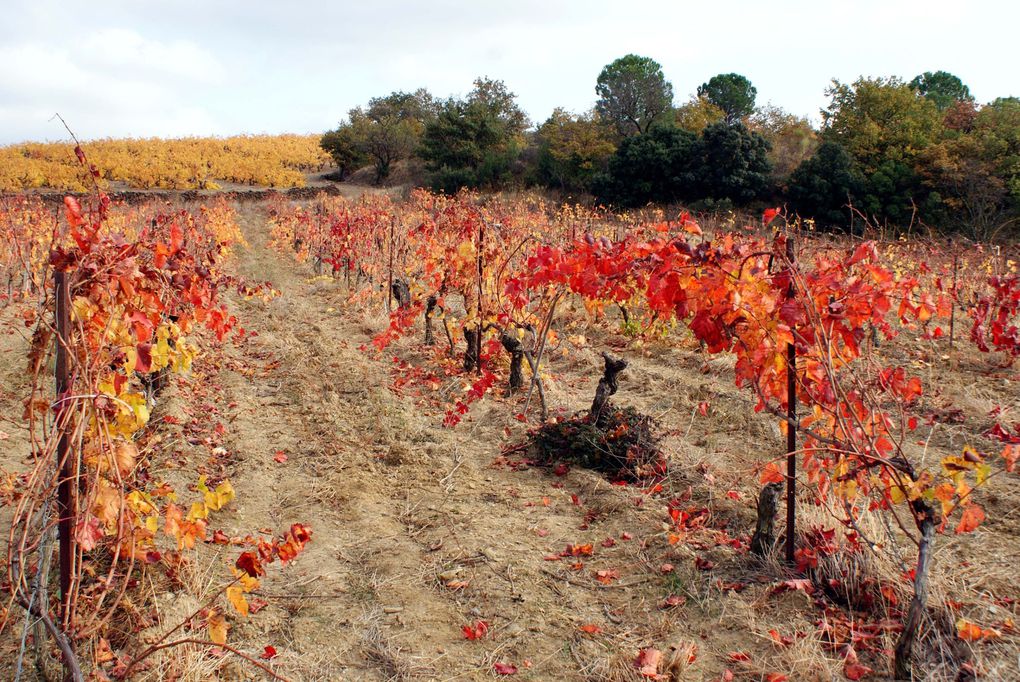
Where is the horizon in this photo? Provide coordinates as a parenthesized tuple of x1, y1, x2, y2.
(2, 0, 1017, 146)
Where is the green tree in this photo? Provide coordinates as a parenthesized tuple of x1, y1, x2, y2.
(821, 77, 942, 171)
(595, 55, 674, 137)
(910, 71, 973, 112)
(787, 142, 864, 229)
(419, 78, 529, 192)
(692, 121, 773, 203)
(821, 77, 943, 225)
(535, 109, 616, 193)
(593, 124, 698, 206)
(321, 89, 435, 183)
(356, 89, 436, 182)
(697, 73, 757, 124)
(320, 126, 368, 180)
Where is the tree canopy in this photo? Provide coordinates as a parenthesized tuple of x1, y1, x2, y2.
(535, 109, 616, 193)
(318, 66, 1020, 239)
(787, 141, 863, 229)
(321, 89, 435, 183)
(697, 73, 757, 124)
(673, 97, 726, 133)
(419, 78, 529, 192)
(594, 124, 698, 206)
(910, 70, 973, 112)
(595, 54, 674, 137)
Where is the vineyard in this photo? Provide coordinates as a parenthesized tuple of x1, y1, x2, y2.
(0, 152, 1018, 681)
(0, 135, 332, 192)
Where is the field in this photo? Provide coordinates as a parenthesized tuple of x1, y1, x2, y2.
(0, 135, 332, 192)
(0, 175, 1019, 682)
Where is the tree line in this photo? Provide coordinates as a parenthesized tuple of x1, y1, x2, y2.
(320, 56, 1019, 239)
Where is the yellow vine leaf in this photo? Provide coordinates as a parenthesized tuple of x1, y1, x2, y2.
(198, 476, 235, 511)
(226, 584, 249, 618)
(207, 609, 229, 645)
(187, 501, 208, 522)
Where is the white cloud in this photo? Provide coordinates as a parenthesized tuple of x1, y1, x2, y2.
(0, 29, 225, 142)
(79, 28, 225, 85)
(0, 0, 1016, 143)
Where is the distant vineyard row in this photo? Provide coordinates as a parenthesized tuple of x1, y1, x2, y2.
(0, 134, 332, 191)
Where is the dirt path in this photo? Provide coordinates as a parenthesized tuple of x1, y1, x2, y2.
(196, 205, 714, 681)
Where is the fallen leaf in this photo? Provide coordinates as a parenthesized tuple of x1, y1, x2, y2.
(207, 609, 228, 645)
(956, 618, 1000, 641)
(634, 648, 661, 677)
(260, 645, 278, 660)
(694, 557, 715, 570)
(772, 579, 814, 595)
(659, 595, 686, 609)
(493, 662, 518, 675)
(844, 662, 872, 680)
(462, 620, 489, 640)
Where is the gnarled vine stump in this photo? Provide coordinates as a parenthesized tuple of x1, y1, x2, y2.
(590, 352, 628, 426)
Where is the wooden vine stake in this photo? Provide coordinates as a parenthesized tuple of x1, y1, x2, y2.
(386, 216, 396, 313)
(54, 269, 75, 678)
(784, 234, 797, 564)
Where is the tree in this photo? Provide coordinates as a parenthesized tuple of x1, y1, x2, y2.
(419, 78, 529, 192)
(697, 73, 757, 124)
(320, 126, 368, 180)
(750, 105, 819, 183)
(595, 55, 674, 137)
(691, 121, 773, 203)
(919, 135, 1010, 240)
(467, 77, 530, 133)
(593, 124, 698, 206)
(321, 89, 435, 183)
(821, 77, 943, 225)
(975, 97, 1020, 206)
(673, 97, 726, 133)
(943, 99, 979, 134)
(910, 70, 973, 112)
(535, 109, 616, 193)
(357, 89, 437, 182)
(786, 142, 864, 229)
(918, 96, 1020, 239)
(821, 77, 942, 172)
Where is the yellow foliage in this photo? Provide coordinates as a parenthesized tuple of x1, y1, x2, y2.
(0, 134, 330, 191)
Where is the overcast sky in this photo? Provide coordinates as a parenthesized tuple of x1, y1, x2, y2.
(1, 0, 1016, 144)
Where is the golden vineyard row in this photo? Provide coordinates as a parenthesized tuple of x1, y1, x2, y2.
(0, 134, 332, 191)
